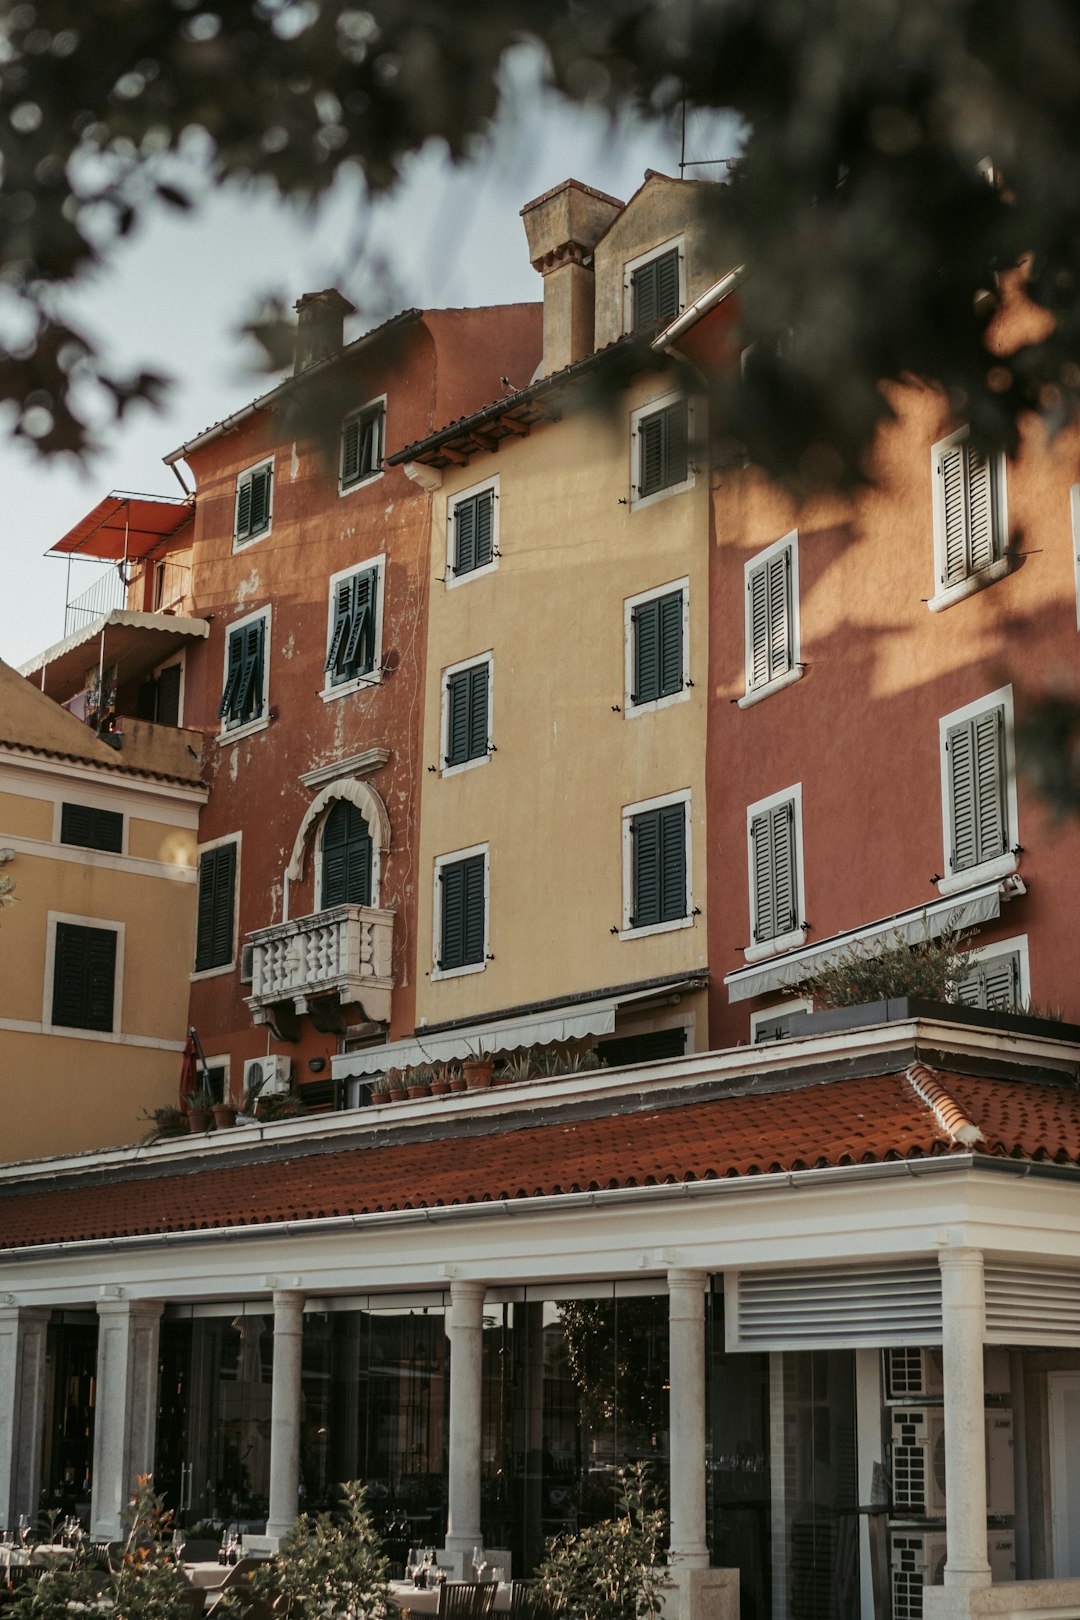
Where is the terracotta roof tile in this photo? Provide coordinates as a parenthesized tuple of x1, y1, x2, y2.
(2, 1071, 1078, 1252)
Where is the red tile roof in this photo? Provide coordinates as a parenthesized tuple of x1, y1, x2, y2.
(2, 1069, 1079, 1251)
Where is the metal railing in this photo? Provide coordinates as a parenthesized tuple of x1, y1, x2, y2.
(63, 567, 128, 636)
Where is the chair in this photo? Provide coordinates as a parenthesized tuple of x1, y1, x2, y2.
(508, 1582, 562, 1620)
(437, 1581, 498, 1620)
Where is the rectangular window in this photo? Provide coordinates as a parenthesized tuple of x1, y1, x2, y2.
(51, 922, 117, 1032)
(945, 706, 1008, 874)
(325, 566, 379, 686)
(195, 842, 237, 972)
(136, 661, 182, 727)
(750, 998, 813, 1043)
(628, 800, 688, 930)
(451, 486, 496, 579)
(220, 612, 268, 731)
(931, 426, 1007, 600)
(631, 589, 684, 706)
(234, 459, 273, 547)
(436, 850, 486, 974)
(445, 660, 491, 769)
(636, 398, 688, 500)
(340, 401, 384, 491)
(60, 802, 123, 854)
(747, 789, 804, 951)
(631, 246, 681, 331)
(743, 532, 801, 703)
(955, 948, 1021, 1011)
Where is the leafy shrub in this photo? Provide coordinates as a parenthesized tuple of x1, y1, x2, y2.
(242, 1480, 390, 1620)
(795, 925, 974, 1009)
(535, 1464, 665, 1620)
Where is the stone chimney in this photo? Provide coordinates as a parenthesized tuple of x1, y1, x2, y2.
(293, 288, 356, 376)
(520, 180, 623, 376)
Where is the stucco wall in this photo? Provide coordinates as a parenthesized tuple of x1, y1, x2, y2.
(414, 365, 710, 1030)
(593, 175, 725, 351)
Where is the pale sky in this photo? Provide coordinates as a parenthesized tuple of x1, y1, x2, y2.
(0, 56, 739, 669)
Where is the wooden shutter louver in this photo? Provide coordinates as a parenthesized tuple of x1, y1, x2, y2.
(947, 706, 1007, 873)
(751, 799, 798, 943)
(748, 548, 793, 688)
(52, 922, 117, 1032)
(633, 590, 684, 704)
(195, 843, 237, 971)
(631, 803, 686, 927)
(631, 248, 679, 331)
(453, 490, 495, 577)
(234, 619, 265, 723)
(446, 664, 489, 766)
(219, 630, 244, 719)
(321, 801, 373, 908)
(235, 464, 272, 543)
(60, 802, 123, 854)
(638, 401, 688, 498)
(439, 853, 485, 970)
(939, 437, 1000, 585)
(955, 950, 1020, 1011)
(341, 406, 382, 488)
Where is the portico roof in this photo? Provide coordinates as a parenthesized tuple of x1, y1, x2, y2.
(3, 1064, 1080, 1255)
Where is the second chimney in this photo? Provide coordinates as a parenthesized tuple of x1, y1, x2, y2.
(520, 180, 623, 376)
(293, 288, 356, 376)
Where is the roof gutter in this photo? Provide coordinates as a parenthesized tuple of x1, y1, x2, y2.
(7, 1152, 1065, 1267)
(163, 309, 422, 465)
(653, 265, 744, 351)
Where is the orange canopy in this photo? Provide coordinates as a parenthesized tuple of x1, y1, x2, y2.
(49, 491, 193, 562)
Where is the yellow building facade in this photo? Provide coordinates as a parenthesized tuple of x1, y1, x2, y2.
(0, 661, 206, 1160)
(399, 176, 714, 1061)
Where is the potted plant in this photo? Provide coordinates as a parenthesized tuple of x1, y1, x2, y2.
(495, 1049, 537, 1086)
(447, 1064, 468, 1094)
(406, 1063, 432, 1100)
(429, 1063, 453, 1097)
(141, 1105, 188, 1143)
(385, 1067, 407, 1102)
(368, 1074, 392, 1106)
(185, 1085, 216, 1132)
(462, 1043, 496, 1089)
(211, 1097, 238, 1129)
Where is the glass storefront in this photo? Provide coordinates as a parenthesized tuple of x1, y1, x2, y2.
(478, 1287, 670, 1576)
(40, 1313, 98, 1521)
(157, 1306, 274, 1529)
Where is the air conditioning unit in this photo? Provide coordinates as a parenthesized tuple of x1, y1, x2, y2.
(891, 1409, 1014, 1517)
(242, 1055, 291, 1096)
(884, 1347, 1010, 1402)
(891, 1532, 1015, 1620)
(885, 1348, 944, 1400)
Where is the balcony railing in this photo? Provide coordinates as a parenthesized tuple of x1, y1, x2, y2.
(64, 567, 128, 636)
(245, 904, 395, 1025)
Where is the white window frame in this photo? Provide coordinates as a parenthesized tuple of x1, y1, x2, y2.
(744, 783, 807, 962)
(446, 474, 499, 589)
(339, 394, 386, 496)
(629, 390, 695, 512)
(1070, 484, 1080, 633)
(199, 1054, 232, 1105)
(219, 605, 271, 744)
(956, 933, 1030, 1011)
(739, 530, 803, 707)
(42, 911, 125, 1039)
(321, 554, 386, 703)
(623, 577, 691, 717)
(440, 651, 494, 778)
(928, 425, 1009, 612)
(190, 830, 242, 981)
(232, 455, 274, 552)
(623, 235, 686, 335)
(937, 684, 1018, 896)
(432, 842, 489, 980)
(314, 798, 382, 913)
(749, 997, 813, 1043)
(620, 788, 694, 941)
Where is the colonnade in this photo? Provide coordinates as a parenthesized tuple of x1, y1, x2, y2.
(0, 1250, 997, 1619)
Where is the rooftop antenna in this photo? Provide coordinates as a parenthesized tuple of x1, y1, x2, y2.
(679, 89, 687, 177)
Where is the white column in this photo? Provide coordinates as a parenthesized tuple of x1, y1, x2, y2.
(940, 1247, 990, 1590)
(266, 1290, 305, 1541)
(0, 1306, 50, 1531)
(90, 1299, 162, 1540)
(443, 1279, 485, 1577)
(668, 1269, 709, 1573)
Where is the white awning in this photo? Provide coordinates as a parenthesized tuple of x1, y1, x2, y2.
(334, 978, 706, 1077)
(723, 877, 1026, 1004)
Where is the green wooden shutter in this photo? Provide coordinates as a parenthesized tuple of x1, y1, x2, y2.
(60, 803, 123, 854)
(454, 498, 476, 576)
(632, 599, 661, 704)
(474, 490, 494, 568)
(156, 663, 181, 727)
(248, 464, 271, 536)
(341, 568, 376, 675)
(438, 853, 486, 969)
(321, 801, 372, 907)
(658, 801, 687, 922)
(655, 248, 680, 322)
(341, 408, 382, 487)
(639, 402, 688, 497)
(235, 475, 253, 541)
(341, 415, 361, 485)
(446, 670, 470, 765)
(235, 618, 266, 722)
(632, 810, 660, 927)
(52, 922, 116, 1032)
(195, 843, 236, 971)
(325, 578, 353, 676)
(947, 707, 1007, 873)
(658, 589, 684, 697)
(467, 663, 489, 759)
(219, 629, 245, 719)
(631, 249, 679, 331)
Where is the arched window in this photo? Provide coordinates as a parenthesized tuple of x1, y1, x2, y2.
(320, 800, 373, 908)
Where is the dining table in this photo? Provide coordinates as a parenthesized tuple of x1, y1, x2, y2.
(389, 1580, 512, 1615)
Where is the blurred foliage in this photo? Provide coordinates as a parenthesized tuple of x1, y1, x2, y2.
(794, 924, 976, 1008)
(535, 1463, 666, 1620)
(3, 0, 1080, 476)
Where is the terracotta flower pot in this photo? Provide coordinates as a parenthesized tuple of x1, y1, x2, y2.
(388, 1084, 407, 1102)
(407, 1082, 429, 1100)
(430, 1077, 451, 1096)
(187, 1109, 212, 1133)
(212, 1104, 238, 1129)
(463, 1058, 495, 1090)
(449, 1074, 468, 1094)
